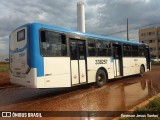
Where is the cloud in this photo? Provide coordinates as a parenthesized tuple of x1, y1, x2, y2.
(0, 0, 160, 56)
(0, 36, 9, 55)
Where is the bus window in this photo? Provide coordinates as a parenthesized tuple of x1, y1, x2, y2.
(104, 41, 111, 56)
(123, 44, 131, 57)
(41, 31, 46, 42)
(61, 34, 66, 44)
(17, 29, 25, 42)
(113, 46, 119, 59)
(139, 46, 145, 57)
(40, 30, 67, 57)
(70, 41, 78, 60)
(88, 38, 96, 56)
(97, 40, 106, 56)
(97, 41, 111, 56)
(79, 41, 86, 60)
(132, 45, 138, 57)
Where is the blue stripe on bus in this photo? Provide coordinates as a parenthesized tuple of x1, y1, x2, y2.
(29, 23, 44, 77)
(10, 44, 27, 53)
(40, 23, 144, 45)
(27, 25, 30, 67)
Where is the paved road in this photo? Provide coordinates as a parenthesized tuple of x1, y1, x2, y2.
(0, 66, 160, 120)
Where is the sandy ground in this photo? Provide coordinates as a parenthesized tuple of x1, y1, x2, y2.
(0, 66, 160, 120)
(0, 72, 10, 86)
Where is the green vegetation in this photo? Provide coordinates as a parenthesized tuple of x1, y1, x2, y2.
(120, 97, 160, 120)
(151, 61, 160, 65)
(0, 63, 9, 72)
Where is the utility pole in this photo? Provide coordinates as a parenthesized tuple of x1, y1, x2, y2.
(127, 18, 129, 41)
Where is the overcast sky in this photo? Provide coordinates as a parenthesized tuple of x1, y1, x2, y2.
(0, 0, 160, 57)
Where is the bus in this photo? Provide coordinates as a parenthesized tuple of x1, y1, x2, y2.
(9, 23, 151, 88)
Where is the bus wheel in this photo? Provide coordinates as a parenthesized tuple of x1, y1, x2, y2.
(139, 65, 145, 77)
(96, 69, 107, 87)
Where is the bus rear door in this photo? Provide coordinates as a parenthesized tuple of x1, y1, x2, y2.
(70, 39, 87, 85)
(113, 44, 123, 77)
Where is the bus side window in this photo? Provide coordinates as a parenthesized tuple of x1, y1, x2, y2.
(41, 31, 46, 42)
(97, 40, 106, 56)
(40, 30, 67, 57)
(104, 41, 111, 56)
(88, 38, 96, 56)
(132, 45, 138, 57)
(123, 44, 131, 57)
(61, 34, 66, 44)
(139, 46, 145, 57)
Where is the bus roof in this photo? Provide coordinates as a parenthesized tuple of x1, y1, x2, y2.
(18, 23, 145, 45)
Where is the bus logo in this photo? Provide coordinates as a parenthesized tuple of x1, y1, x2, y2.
(2, 112, 11, 117)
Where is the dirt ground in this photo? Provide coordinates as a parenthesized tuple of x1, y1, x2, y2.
(0, 72, 10, 86)
(0, 65, 159, 120)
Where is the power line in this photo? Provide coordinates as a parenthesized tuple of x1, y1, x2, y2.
(106, 21, 160, 36)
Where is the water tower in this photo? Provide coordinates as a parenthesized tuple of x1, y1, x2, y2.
(77, 0, 85, 33)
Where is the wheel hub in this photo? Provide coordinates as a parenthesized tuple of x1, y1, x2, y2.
(98, 74, 104, 82)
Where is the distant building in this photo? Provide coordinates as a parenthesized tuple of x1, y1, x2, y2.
(139, 27, 160, 59)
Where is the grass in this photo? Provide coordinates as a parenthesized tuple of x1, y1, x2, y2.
(0, 62, 9, 72)
(151, 61, 160, 65)
(120, 97, 160, 120)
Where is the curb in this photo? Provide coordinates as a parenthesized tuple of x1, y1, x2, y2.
(112, 93, 160, 120)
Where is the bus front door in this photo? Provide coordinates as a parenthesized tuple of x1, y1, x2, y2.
(113, 44, 123, 77)
(70, 39, 87, 85)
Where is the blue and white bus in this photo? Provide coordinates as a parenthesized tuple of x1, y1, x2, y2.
(9, 23, 151, 88)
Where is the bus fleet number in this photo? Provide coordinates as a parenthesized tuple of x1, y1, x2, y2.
(95, 60, 108, 65)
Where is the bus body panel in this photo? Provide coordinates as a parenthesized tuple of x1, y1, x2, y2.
(123, 57, 146, 76)
(44, 57, 71, 88)
(79, 60, 87, 83)
(10, 23, 45, 88)
(113, 59, 120, 76)
(36, 76, 45, 88)
(10, 68, 37, 88)
(10, 27, 29, 77)
(87, 57, 115, 83)
(71, 60, 79, 85)
(29, 23, 44, 77)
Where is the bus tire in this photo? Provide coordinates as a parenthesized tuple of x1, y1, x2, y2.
(96, 69, 107, 87)
(139, 65, 145, 77)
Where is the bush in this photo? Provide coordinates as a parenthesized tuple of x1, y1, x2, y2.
(151, 61, 160, 65)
